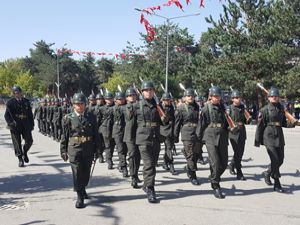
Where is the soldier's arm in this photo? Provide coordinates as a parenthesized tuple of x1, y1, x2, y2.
(197, 105, 209, 141)
(60, 115, 70, 155)
(91, 114, 101, 154)
(4, 101, 15, 125)
(254, 110, 266, 147)
(173, 108, 182, 142)
(27, 100, 35, 129)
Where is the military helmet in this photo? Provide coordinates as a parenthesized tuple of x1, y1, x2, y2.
(161, 92, 172, 100)
(104, 92, 114, 99)
(268, 87, 280, 97)
(88, 94, 96, 100)
(12, 85, 22, 93)
(125, 87, 137, 97)
(209, 86, 222, 96)
(96, 93, 104, 99)
(184, 88, 195, 97)
(231, 89, 241, 98)
(115, 92, 125, 100)
(141, 81, 155, 91)
(72, 93, 86, 104)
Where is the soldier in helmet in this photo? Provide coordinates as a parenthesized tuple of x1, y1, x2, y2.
(4, 86, 34, 167)
(255, 87, 289, 192)
(131, 81, 166, 203)
(195, 95, 206, 165)
(52, 98, 63, 142)
(60, 92, 101, 208)
(96, 91, 115, 169)
(94, 93, 105, 163)
(227, 90, 251, 180)
(87, 93, 96, 114)
(123, 87, 141, 188)
(174, 88, 200, 185)
(198, 86, 229, 199)
(160, 92, 177, 175)
(113, 92, 129, 177)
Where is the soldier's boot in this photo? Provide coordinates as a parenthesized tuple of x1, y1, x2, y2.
(228, 163, 236, 175)
(131, 176, 139, 189)
(122, 166, 129, 178)
(274, 178, 284, 193)
(82, 189, 89, 199)
(143, 187, 158, 204)
(98, 154, 104, 163)
(23, 152, 29, 163)
(75, 191, 85, 209)
(107, 160, 113, 170)
(189, 171, 200, 186)
(136, 176, 142, 183)
(162, 162, 170, 171)
(236, 169, 246, 181)
(262, 171, 272, 185)
(198, 155, 205, 165)
(18, 156, 24, 167)
(169, 163, 178, 175)
(212, 183, 225, 199)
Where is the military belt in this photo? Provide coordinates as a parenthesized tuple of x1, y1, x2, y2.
(16, 114, 27, 119)
(183, 123, 197, 128)
(268, 122, 281, 127)
(71, 136, 93, 143)
(208, 123, 223, 128)
(144, 122, 158, 128)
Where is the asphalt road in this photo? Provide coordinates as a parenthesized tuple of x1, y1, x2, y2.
(0, 108, 300, 225)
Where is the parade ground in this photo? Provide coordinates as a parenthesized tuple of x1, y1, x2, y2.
(0, 108, 300, 225)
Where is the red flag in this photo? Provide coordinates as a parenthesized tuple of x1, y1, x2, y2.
(186, 0, 191, 4)
(200, 0, 204, 7)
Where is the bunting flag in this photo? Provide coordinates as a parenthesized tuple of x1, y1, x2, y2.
(57, 49, 145, 59)
(138, 0, 209, 42)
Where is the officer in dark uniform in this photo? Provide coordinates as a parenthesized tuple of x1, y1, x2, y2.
(61, 97, 71, 117)
(113, 92, 128, 177)
(123, 87, 141, 188)
(228, 90, 250, 180)
(97, 92, 115, 169)
(254, 87, 288, 192)
(87, 94, 96, 114)
(174, 88, 200, 185)
(198, 86, 229, 199)
(4, 86, 34, 167)
(132, 81, 165, 203)
(52, 98, 62, 142)
(60, 92, 101, 208)
(160, 92, 177, 175)
(94, 93, 105, 163)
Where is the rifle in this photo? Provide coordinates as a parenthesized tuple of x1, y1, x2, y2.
(230, 86, 252, 122)
(257, 83, 298, 125)
(117, 84, 123, 92)
(139, 77, 166, 120)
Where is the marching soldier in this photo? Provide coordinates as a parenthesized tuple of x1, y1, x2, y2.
(4, 86, 34, 167)
(133, 81, 165, 203)
(123, 87, 141, 188)
(198, 86, 229, 199)
(97, 92, 115, 169)
(254, 87, 288, 192)
(61, 97, 71, 117)
(94, 93, 105, 163)
(195, 96, 206, 165)
(228, 90, 251, 180)
(52, 98, 62, 142)
(174, 88, 200, 185)
(60, 93, 101, 208)
(87, 94, 96, 114)
(160, 92, 177, 175)
(113, 92, 128, 177)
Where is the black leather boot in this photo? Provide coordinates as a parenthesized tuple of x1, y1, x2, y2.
(162, 162, 170, 171)
(98, 154, 104, 163)
(82, 189, 89, 199)
(169, 163, 177, 175)
(143, 187, 158, 203)
(23, 152, 29, 163)
(237, 169, 246, 180)
(131, 176, 139, 189)
(18, 156, 24, 167)
(75, 191, 84, 208)
(262, 171, 272, 185)
(274, 178, 284, 193)
(228, 163, 236, 175)
(122, 166, 129, 178)
(211, 183, 225, 199)
(189, 171, 200, 185)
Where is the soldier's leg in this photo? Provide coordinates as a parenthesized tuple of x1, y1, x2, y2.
(206, 143, 222, 186)
(37, 120, 41, 132)
(21, 129, 33, 163)
(235, 138, 246, 180)
(127, 142, 139, 186)
(267, 146, 282, 179)
(103, 136, 113, 169)
(115, 136, 126, 169)
(182, 141, 199, 185)
(218, 143, 228, 178)
(164, 137, 174, 164)
(82, 157, 93, 188)
(70, 160, 86, 208)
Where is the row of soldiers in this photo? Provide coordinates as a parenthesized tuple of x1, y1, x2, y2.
(5, 83, 291, 209)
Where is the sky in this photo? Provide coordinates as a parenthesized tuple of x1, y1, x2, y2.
(0, 0, 225, 62)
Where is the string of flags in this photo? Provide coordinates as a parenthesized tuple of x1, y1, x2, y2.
(57, 49, 145, 59)
(138, 0, 207, 42)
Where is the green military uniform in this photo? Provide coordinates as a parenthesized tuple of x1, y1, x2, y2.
(4, 86, 34, 167)
(52, 99, 62, 142)
(133, 81, 163, 203)
(174, 88, 200, 185)
(159, 92, 177, 175)
(60, 93, 101, 208)
(123, 87, 141, 188)
(198, 86, 229, 199)
(254, 87, 287, 192)
(228, 90, 249, 180)
(94, 93, 105, 163)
